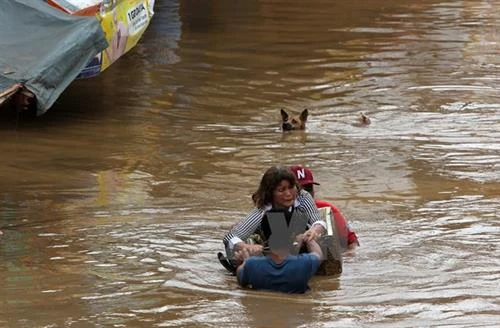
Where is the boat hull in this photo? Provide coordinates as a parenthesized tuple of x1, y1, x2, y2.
(0, 0, 155, 115)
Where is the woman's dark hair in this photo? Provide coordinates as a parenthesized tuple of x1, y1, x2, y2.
(252, 165, 299, 209)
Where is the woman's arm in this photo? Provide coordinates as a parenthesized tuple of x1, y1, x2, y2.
(299, 190, 325, 225)
(223, 207, 265, 252)
(298, 190, 326, 241)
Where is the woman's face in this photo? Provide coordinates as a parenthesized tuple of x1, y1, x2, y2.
(272, 180, 297, 209)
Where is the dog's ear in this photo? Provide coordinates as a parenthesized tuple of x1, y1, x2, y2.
(360, 112, 371, 125)
(300, 108, 309, 122)
(280, 108, 289, 121)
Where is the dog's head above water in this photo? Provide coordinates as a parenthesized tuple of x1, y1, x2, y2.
(280, 108, 308, 131)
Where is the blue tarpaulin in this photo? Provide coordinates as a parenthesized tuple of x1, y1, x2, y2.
(0, 0, 108, 115)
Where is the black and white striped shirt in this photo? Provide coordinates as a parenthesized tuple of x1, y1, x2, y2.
(223, 189, 326, 250)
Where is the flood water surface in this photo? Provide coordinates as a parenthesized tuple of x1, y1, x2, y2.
(1, 0, 499, 327)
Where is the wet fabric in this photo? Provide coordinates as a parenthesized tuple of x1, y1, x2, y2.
(237, 253, 320, 294)
(0, 0, 107, 115)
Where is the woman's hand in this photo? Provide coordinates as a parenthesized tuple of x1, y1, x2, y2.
(302, 224, 325, 242)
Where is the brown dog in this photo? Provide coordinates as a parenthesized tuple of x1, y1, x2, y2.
(280, 108, 308, 131)
(352, 112, 371, 127)
(359, 112, 371, 125)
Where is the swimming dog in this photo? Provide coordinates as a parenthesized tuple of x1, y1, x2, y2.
(280, 108, 308, 131)
(359, 112, 371, 125)
(351, 112, 371, 127)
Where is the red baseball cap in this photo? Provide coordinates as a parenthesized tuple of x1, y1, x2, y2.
(289, 165, 320, 186)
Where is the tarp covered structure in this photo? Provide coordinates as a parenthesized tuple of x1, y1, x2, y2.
(0, 0, 108, 115)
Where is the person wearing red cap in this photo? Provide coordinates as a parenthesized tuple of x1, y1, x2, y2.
(290, 165, 359, 249)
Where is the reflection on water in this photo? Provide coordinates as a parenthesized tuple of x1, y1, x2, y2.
(1, 0, 499, 327)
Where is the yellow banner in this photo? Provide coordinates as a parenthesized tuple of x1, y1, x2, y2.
(99, 0, 154, 70)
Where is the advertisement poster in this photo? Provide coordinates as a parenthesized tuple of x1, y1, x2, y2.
(99, 0, 153, 70)
(51, 0, 155, 78)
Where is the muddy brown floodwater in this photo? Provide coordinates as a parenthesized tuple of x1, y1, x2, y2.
(0, 0, 499, 327)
